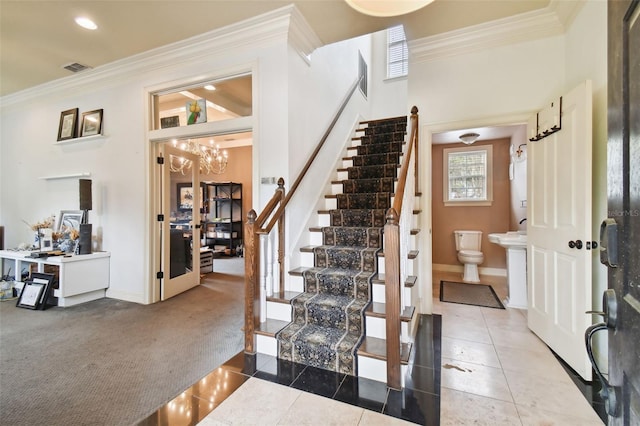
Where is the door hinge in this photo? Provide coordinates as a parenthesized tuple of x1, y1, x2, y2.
(157, 156, 164, 165)
(156, 271, 164, 279)
(157, 214, 164, 222)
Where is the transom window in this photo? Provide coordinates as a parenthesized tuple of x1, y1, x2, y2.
(443, 145, 493, 206)
(387, 25, 408, 79)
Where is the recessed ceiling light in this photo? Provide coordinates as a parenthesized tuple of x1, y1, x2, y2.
(204, 85, 216, 91)
(75, 17, 98, 30)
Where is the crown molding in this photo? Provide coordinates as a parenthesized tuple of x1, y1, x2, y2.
(1, 5, 306, 108)
(288, 5, 323, 64)
(409, 5, 566, 64)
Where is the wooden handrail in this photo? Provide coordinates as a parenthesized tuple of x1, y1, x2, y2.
(391, 106, 419, 217)
(384, 106, 419, 390)
(244, 78, 363, 354)
(264, 77, 363, 233)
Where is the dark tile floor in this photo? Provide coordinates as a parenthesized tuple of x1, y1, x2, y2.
(139, 314, 441, 425)
(554, 351, 608, 423)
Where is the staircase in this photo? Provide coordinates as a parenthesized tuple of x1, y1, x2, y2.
(254, 114, 420, 384)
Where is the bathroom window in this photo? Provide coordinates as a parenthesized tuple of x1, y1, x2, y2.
(443, 145, 493, 206)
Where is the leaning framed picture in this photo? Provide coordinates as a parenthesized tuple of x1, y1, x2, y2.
(16, 273, 55, 310)
(57, 108, 79, 141)
(80, 109, 103, 137)
(55, 210, 84, 232)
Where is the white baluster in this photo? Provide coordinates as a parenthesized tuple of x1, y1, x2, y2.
(259, 234, 268, 323)
(266, 231, 274, 298)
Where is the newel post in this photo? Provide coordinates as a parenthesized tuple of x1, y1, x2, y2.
(384, 208, 402, 390)
(244, 209, 259, 353)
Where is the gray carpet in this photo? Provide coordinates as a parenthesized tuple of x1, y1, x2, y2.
(440, 280, 505, 309)
(0, 257, 245, 425)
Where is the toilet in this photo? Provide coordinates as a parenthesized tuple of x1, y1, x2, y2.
(454, 230, 484, 283)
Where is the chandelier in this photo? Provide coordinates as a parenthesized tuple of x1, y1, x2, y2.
(169, 139, 228, 175)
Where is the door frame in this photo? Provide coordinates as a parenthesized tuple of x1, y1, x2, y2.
(422, 111, 532, 315)
(144, 66, 258, 304)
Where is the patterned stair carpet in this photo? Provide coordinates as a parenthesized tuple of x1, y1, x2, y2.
(276, 116, 407, 375)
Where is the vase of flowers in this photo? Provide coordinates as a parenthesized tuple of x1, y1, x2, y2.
(23, 216, 55, 250)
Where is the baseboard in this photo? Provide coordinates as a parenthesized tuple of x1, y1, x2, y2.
(433, 263, 507, 277)
(105, 289, 146, 304)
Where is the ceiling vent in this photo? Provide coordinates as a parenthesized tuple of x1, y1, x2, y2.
(62, 62, 92, 73)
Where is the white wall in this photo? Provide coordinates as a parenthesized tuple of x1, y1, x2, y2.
(369, 29, 409, 119)
(0, 6, 335, 304)
(510, 126, 528, 231)
(284, 34, 374, 270)
(563, 0, 608, 373)
(408, 1, 608, 365)
(0, 5, 383, 304)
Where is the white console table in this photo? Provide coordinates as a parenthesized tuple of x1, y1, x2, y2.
(0, 250, 110, 307)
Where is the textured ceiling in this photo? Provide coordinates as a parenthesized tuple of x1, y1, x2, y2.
(0, 0, 551, 97)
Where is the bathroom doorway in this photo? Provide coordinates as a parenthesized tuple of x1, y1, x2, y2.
(421, 114, 529, 312)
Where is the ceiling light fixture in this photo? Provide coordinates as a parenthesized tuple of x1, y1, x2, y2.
(204, 85, 216, 91)
(75, 17, 98, 30)
(170, 139, 228, 175)
(459, 132, 480, 145)
(345, 0, 434, 17)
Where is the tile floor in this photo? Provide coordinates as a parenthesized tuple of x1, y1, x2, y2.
(139, 270, 606, 425)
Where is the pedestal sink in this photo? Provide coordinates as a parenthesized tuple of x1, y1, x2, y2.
(488, 232, 527, 309)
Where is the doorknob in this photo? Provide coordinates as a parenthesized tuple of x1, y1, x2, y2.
(586, 288, 617, 328)
(585, 289, 619, 417)
(568, 240, 583, 249)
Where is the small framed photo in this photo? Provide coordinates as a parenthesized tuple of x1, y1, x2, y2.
(57, 108, 79, 141)
(177, 182, 204, 212)
(16, 273, 55, 310)
(161, 116, 180, 128)
(186, 99, 207, 125)
(80, 109, 103, 137)
(55, 210, 85, 232)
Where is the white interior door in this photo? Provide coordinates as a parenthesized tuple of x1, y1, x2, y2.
(527, 80, 593, 380)
(161, 144, 201, 300)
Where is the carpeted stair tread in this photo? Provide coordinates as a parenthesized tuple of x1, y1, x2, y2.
(352, 152, 401, 167)
(336, 192, 391, 210)
(347, 164, 400, 180)
(328, 208, 387, 228)
(342, 177, 395, 194)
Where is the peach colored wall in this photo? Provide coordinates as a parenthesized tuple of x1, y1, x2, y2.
(432, 139, 511, 269)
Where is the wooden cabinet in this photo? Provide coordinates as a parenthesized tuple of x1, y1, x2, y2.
(203, 182, 242, 255)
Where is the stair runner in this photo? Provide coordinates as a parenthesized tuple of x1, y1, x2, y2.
(275, 116, 408, 375)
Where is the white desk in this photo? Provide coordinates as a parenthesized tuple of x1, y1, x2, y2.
(0, 250, 110, 307)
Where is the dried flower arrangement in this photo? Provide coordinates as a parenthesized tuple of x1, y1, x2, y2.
(22, 216, 79, 252)
(22, 216, 55, 232)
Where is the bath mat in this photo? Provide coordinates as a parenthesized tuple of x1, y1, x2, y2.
(440, 280, 505, 309)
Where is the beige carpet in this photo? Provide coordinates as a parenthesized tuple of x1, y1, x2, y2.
(440, 280, 505, 309)
(0, 257, 245, 425)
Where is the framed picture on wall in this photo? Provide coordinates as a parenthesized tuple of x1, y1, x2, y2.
(57, 108, 79, 141)
(177, 183, 204, 212)
(80, 109, 103, 137)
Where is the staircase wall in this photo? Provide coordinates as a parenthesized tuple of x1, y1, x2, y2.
(283, 32, 410, 281)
